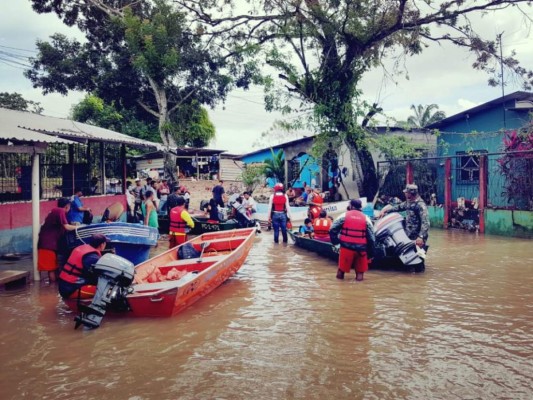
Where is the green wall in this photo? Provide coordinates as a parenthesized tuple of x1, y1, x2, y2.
(427, 206, 532, 238)
(485, 210, 533, 239)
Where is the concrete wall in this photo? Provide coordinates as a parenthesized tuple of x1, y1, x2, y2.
(485, 209, 533, 238)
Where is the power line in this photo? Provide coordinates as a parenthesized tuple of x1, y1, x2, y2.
(0, 44, 37, 53)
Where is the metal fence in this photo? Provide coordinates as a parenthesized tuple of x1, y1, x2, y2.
(0, 142, 125, 203)
(377, 149, 533, 212)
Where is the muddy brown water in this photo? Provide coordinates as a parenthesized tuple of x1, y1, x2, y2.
(1, 229, 532, 400)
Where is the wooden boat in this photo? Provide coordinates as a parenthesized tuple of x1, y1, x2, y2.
(66, 222, 159, 265)
(288, 216, 426, 272)
(126, 227, 257, 317)
(288, 231, 339, 261)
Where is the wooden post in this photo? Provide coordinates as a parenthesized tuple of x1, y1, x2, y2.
(443, 158, 452, 229)
(478, 155, 487, 234)
(406, 161, 414, 184)
(100, 141, 105, 194)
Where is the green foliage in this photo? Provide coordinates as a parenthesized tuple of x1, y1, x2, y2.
(0, 92, 43, 114)
(373, 135, 424, 163)
(263, 149, 285, 184)
(166, 102, 216, 147)
(70, 94, 160, 143)
(240, 164, 266, 192)
(402, 104, 446, 128)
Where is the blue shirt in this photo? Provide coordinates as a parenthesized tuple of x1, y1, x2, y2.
(67, 196, 84, 224)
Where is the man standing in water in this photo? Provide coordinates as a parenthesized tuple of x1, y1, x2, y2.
(379, 184, 429, 249)
(330, 199, 375, 281)
(267, 183, 292, 244)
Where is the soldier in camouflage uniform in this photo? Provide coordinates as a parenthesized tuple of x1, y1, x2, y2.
(379, 184, 429, 248)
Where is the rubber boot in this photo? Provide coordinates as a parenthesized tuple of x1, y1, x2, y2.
(355, 272, 364, 282)
(336, 269, 345, 280)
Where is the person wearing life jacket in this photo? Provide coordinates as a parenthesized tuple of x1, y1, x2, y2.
(313, 210, 332, 242)
(330, 199, 375, 282)
(58, 234, 109, 299)
(266, 182, 292, 244)
(169, 196, 195, 249)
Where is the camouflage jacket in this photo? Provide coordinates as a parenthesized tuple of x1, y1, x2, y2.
(390, 197, 430, 241)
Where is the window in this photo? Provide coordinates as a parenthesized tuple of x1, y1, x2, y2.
(456, 151, 487, 184)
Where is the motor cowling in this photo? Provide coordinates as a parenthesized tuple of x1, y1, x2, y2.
(74, 253, 135, 330)
(374, 213, 424, 267)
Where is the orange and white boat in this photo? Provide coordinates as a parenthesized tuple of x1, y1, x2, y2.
(127, 227, 257, 317)
(69, 227, 257, 328)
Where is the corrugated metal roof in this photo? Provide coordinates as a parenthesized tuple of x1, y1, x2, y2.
(0, 107, 164, 149)
(0, 108, 76, 144)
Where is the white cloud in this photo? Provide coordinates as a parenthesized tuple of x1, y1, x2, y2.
(1, 2, 531, 153)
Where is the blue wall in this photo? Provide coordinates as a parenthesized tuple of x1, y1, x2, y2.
(436, 100, 531, 205)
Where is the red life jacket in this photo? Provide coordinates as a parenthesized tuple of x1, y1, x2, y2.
(313, 218, 332, 238)
(272, 192, 287, 212)
(339, 210, 367, 247)
(169, 206, 187, 233)
(308, 206, 322, 221)
(59, 244, 101, 284)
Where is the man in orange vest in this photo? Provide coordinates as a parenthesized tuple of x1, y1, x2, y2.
(58, 234, 109, 299)
(329, 199, 375, 282)
(169, 196, 195, 249)
(267, 183, 292, 244)
(312, 210, 332, 242)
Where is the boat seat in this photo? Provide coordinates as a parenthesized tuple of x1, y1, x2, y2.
(164, 254, 227, 268)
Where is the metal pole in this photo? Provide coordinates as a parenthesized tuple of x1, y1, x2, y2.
(31, 152, 40, 281)
(498, 32, 506, 129)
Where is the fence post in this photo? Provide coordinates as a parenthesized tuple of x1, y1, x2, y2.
(443, 158, 452, 229)
(406, 161, 413, 184)
(478, 155, 487, 234)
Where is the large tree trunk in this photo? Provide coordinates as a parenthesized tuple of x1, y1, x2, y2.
(344, 136, 379, 200)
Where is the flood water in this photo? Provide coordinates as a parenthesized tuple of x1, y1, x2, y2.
(1, 229, 532, 400)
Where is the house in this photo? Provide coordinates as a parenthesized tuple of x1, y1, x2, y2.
(239, 127, 435, 201)
(428, 91, 533, 208)
(427, 91, 533, 237)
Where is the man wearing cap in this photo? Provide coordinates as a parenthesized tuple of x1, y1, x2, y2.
(166, 185, 182, 215)
(330, 199, 375, 281)
(132, 178, 144, 217)
(379, 183, 429, 248)
(58, 234, 109, 299)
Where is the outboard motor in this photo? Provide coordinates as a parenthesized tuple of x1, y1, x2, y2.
(74, 253, 135, 330)
(374, 213, 425, 271)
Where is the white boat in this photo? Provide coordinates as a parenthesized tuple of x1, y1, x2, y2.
(252, 199, 356, 228)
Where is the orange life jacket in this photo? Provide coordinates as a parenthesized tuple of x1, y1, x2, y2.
(169, 206, 187, 233)
(272, 192, 287, 212)
(313, 217, 332, 238)
(308, 205, 322, 221)
(59, 244, 101, 284)
(339, 210, 367, 248)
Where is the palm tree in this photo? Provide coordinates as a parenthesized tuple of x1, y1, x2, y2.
(406, 104, 446, 128)
(263, 149, 285, 185)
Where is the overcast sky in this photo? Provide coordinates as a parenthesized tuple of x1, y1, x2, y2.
(1, 2, 531, 154)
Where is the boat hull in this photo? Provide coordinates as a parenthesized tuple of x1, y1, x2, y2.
(66, 222, 159, 265)
(252, 200, 351, 227)
(288, 230, 425, 271)
(126, 227, 257, 318)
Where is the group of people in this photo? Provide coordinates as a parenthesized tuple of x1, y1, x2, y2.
(266, 182, 430, 282)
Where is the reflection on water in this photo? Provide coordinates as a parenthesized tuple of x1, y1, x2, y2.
(1, 229, 532, 399)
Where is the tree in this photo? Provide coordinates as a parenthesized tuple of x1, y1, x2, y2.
(240, 164, 266, 192)
(26, 0, 256, 178)
(71, 94, 160, 143)
(0, 92, 43, 114)
(263, 149, 285, 185)
(405, 104, 446, 129)
(178, 0, 533, 199)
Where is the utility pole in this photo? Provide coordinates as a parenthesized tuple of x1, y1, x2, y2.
(497, 32, 506, 129)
